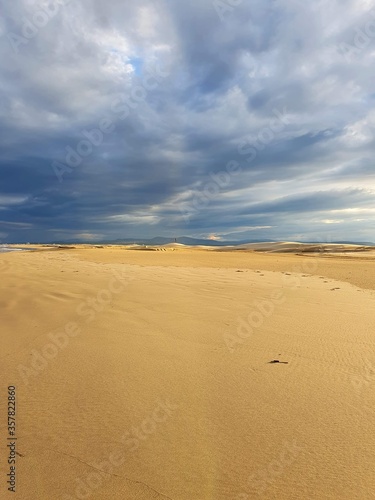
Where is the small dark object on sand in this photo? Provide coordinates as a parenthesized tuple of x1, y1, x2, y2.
(269, 359, 289, 364)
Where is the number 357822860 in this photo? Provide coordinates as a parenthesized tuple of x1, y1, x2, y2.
(7, 386, 16, 436)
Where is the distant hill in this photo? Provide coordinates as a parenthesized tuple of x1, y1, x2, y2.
(39, 237, 374, 247)
(106, 237, 276, 247)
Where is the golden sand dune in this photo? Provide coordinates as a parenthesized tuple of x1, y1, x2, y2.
(215, 241, 375, 254)
(1, 246, 375, 499)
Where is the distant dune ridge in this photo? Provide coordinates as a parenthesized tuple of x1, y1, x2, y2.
(9, 240, 375, 255)
(110, 240, 375, 256)
(20, 236, 374, 248)
(214, 241, 375, 253)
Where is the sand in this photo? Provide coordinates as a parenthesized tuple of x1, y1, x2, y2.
(1, 244, 375, 499)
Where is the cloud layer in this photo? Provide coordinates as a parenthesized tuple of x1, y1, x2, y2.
(1, 0, 375, 242)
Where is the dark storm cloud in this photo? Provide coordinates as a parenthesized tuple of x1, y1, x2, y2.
(0, 0, 375, 242)
(239, 189, 374, 216)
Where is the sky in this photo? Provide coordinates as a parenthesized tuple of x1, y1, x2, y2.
(0, 0, 375, 243)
